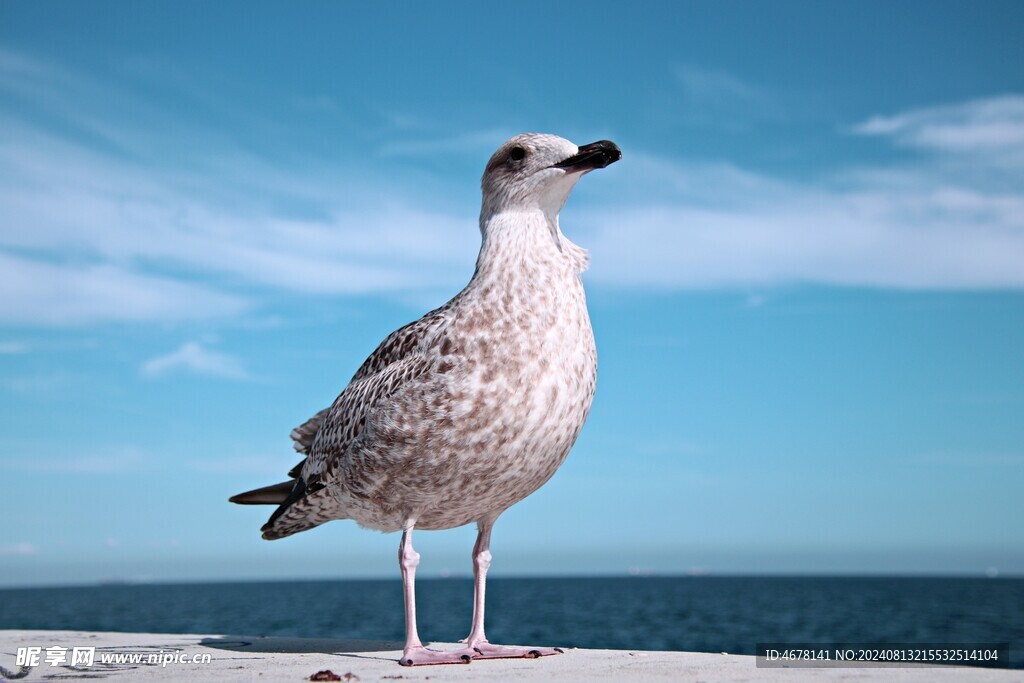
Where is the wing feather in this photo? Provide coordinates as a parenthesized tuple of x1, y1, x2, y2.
(289, 408, 329, 455)
(258, 304, 453, 538)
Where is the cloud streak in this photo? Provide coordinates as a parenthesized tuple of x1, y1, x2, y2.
(0, 446, 147, 474)
(2, 51, 1024, 333)
(0, 341, 29, 354)
(1, 51, 477, 327)
(581, 165, 1024, 289)
(577, 93, 1024, 290)
(0, 252, 248, 325)
(671, 64, 783, 127)
(674, 64, 773, 110)
(853, 95, 1024, 153)
(0, 542, 39, 557)
(141, 342, 248, 380)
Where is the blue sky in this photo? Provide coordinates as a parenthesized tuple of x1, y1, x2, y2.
(1, 1, 1023, 587)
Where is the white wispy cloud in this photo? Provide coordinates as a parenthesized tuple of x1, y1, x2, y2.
(0, 50, 477, 327)
(0, 446, 146, 473)
(674, 64, 768, 107)
(0, 115, 475, 295)
(853, 95, 1024, 153)
(580, 178, 1024, 289)
(141, 342, 249, 380)
(0, 252, 248, 325)
(1, 371, 85, 395)
(2, 49, 1024, 334)
(0, 542, 39, 556)
(575, 92, 1024, 290)
(671, 64, 781, 125)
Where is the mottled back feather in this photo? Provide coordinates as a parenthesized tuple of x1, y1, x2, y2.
(261, 304, 453, 538)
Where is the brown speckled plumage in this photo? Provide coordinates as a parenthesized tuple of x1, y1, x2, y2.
(232, 133, 620, 666)
(253, 133, 610, 539)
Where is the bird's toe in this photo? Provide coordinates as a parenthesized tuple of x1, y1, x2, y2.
(471, 642, 564, 660)
(399, 646, 474, 666)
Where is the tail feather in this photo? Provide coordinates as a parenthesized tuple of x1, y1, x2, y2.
(258, 478, 338, 540)
(260, 491, 337, 540)
(233, 475, 337, 540)
(229, 481, 295, 505)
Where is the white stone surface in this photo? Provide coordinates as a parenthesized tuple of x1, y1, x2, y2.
(0, 630, 1017, 682)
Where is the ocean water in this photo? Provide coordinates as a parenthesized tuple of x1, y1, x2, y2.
(1, 576, 1021, 668)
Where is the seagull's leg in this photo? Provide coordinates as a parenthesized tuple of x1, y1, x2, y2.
(464, 516, 563, 661)
(397, 523, 474, 666)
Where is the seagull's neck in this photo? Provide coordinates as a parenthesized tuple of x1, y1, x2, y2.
(472, 208, 589, 284)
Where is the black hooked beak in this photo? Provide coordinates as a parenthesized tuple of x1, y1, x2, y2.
(552, 140, 622, 173)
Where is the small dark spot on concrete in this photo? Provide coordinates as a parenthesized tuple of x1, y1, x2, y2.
(309, 670, 343, 681)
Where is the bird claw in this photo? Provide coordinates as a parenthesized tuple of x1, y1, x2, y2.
(471, 643, 565, 660)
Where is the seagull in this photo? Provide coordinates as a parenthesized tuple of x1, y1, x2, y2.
(231, 133, 621, 666)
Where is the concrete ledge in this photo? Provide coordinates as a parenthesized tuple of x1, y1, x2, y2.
(0, 630, 1016, 681)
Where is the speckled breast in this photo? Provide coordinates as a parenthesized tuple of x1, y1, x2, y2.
(341, 274, 597, 532)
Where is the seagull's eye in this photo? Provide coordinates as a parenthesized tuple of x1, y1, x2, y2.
(508, 147, 526, 162)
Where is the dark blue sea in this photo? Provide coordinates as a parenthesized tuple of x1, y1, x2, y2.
(1, 577, 1021, 668)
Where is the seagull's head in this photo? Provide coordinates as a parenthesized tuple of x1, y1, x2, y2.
(481, 133, 621, 218)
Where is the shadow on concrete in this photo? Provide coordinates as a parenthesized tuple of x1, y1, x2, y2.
(200, 635, 404, 655)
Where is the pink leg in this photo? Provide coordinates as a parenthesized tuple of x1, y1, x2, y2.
(464, 517, 563, 661)
(398, 524, 474, 666)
